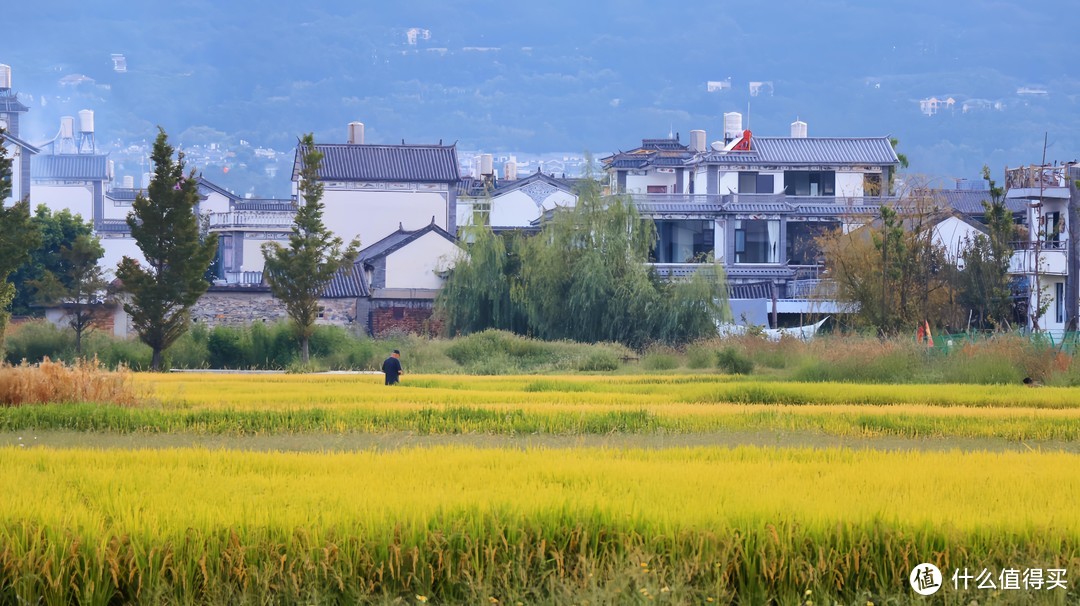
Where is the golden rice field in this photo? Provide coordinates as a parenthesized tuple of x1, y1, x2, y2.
(3, 371, 1080, 604)
(5, 372, 1080, 441)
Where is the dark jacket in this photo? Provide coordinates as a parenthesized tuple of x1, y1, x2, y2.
(382, 356, 402, 385)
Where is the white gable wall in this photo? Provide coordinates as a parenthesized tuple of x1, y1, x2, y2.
(99, 236, 146, 280)
(199, 190, 232, 215)
(321, 189, 448, 249)
(490, 188, 576, 228)
(31, 184, 93, 220)
(933, 216, 983, 266)
(383, 231, 459, 290)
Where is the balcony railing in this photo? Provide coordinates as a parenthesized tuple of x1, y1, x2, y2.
(627, 193, 896, 212)
(1010, 247, 1068, 276)
(1005, 165, 1071, 190)
(208, 210, 294, 230)
(1010, 239, 1067, 251)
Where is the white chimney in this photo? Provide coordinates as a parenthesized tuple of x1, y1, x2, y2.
(480, 153, 493, 176)
(0, 64, 10, 89)
(723, 112, 743, 143)
(122, 175, 135, 189)
(689, 129, 706, 153)
(347, 121, 365, 144)
(504, 160, 518, 180)
(107, 159, 114, 179)
(791, 119, 808, 138)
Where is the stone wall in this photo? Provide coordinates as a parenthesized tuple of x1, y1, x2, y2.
(191, 290, 358, 328)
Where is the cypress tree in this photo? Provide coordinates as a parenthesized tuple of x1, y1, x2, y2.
(262, 134, 359, 364)
(117, 128, 218, 371)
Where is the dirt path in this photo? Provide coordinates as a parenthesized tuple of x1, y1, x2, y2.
(1, 430, 1075, 454)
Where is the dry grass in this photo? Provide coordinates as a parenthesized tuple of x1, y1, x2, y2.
(0, 357, 142, 407)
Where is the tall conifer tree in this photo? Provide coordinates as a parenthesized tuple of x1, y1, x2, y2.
(117, 128, 218, 371)
(263, 134, 359, 363)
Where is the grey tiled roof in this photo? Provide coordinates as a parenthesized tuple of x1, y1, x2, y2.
(358, 222, 457, 262)
(260, 264, 369, 298)
(698, 137, 898, 166)
(106, 188, 139, 201)
(299, 144, 460, 183)
(490, 170, 577, 196)
(0, 130, 39, 153)
(0, 91, 29, 113)
(31, 154, 109, 180)
(728, 281, 776, 300)
(234, 199, 294, 211)
(641, 138, 689, 151)
(96, 220, 131, 233)
(937, 189, 1026, 216)
(322, 263, 370, 298)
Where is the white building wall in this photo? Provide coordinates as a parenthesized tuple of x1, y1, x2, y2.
(383, 231, 459, 290)
(489, 189, 576, 228)
(321, 189, 448, 249)
(836, 172, 867, 197)
(693, 170, 708, 194)
(242, 237, 272, 273)
(717, 172, 739, 194)
(99, 236, 145, 280)
(103, 195, 134, 220)
(625, 171, 677, 194)
(31, 184, 93, 220)
(932, 216, 982, 267)
(199, 190, 232, 215)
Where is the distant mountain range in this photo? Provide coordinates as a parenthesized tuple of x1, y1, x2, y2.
(5, 0, 1079, 193)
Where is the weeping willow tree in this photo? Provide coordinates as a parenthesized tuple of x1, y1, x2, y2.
(437, 170, 728, 347)
(436, 224, 528, 335)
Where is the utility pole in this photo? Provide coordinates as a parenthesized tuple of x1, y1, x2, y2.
(1031, 134, 1048, 333)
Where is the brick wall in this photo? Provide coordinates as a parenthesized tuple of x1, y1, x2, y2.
(369, 304, 442, 337)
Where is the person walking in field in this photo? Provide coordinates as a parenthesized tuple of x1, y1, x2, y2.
(382, 349, 403, 385)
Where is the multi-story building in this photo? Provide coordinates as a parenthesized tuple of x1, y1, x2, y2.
(604, 113, 902, 322)
(1006, 162, 1080, 338)
(0, 63, 34, 205)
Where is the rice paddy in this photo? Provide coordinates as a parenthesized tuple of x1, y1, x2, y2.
(2, 370, 1078, 604)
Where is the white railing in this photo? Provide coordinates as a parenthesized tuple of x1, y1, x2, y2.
(1010, 248, 1068, 276)
(224, 271, 264, 285)
(208, 211, 294, 230)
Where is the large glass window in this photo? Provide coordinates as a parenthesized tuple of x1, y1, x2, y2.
(652, 220, 714, 263)
(785, 221, 838, 265)
(738, 172, 775, 194)
(1057, 282, 1065, 324)
(784, 171, 835, 196)
(734, 219, 780, 264)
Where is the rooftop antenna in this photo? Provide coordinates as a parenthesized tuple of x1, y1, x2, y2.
(668, 123, 674, 139)
(746, 101, 751, 131)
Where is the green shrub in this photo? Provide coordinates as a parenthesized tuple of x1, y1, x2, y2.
(208, 326, 247, 369)
(84, 335, 153, 371)
(577, 350, 620, 372)
(716, 347, 754, 374)
(641, 347, 679, 371)
(685, 344, 714, 369)
(169, 324, 210, 369)
(3, 321, 73, 364)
